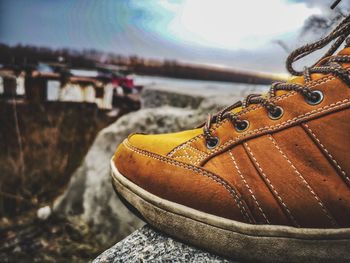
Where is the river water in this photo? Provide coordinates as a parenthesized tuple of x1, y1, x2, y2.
(134, 75, 270, 98)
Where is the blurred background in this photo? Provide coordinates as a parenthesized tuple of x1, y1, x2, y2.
(0, 0, 349, 262)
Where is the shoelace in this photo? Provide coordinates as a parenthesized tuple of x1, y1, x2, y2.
(203, 11, 350, 148)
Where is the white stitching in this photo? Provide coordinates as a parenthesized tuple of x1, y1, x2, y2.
(169, 144, 206, 157)
(244, 142, 299, 227)
(168, 142, 209, 163)
(187, 145, 207, 157)
(123, 140, 253, 223)
(168, 99, 350, 160)
(229, 151, 270, 224)
(233, 75, 336, 117)
(168, 76, 340, 156)
(208, 99, 350, 155)
(303, 123, 350, 184)
(171, 146, 207, 166)
(267, 135, 338, 227)
(170, 145, 207, 165)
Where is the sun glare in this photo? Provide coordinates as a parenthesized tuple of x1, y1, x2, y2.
(166, 0, 321, 49)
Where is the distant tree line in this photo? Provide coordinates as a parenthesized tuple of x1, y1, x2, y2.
(0, 43, 99, 68)
(0, 43, 278, 84)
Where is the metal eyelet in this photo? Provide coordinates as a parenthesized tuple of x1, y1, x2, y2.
(268, 106, 284, 120)
(305, 90, 324, 105)
(235, 120, 250, 132)
(206, 137, 219, 149)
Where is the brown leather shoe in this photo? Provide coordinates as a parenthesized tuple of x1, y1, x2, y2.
(111, 15, 350, 263)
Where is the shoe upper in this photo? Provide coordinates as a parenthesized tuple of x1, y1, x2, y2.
(114, 45, 350, 228)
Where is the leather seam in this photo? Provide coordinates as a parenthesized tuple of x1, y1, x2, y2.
(229, 151, 270, 224)
(171, 98, 349, 161)
(267, 135, 338, 227)
(123, 140, 254, 223)
(244, 142, 300, 227)
(168, 144, 206, 158)
(168, 76, 338, 157)
(169, 145, 207, 166)
(302, 123, 350, 185)
(231, 75, 336, 117)
(208, 98, 350, 155)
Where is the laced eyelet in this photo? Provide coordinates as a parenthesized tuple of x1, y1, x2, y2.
(206, 137, 219, 149)
(235, 120, 249, 132)
(305, 90, 324, 105)
(268, 106, 284, 120)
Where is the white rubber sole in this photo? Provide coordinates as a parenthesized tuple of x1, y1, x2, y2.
(110, 159, 350, 263)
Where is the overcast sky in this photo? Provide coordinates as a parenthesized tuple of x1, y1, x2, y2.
(0, 0, 348, 73)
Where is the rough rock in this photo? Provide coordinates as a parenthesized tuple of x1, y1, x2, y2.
(93, 225, 236, 263)
(53, 106, 203, 245)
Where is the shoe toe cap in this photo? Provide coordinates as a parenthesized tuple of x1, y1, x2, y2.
(125, 128, 202, 156)
(113, 137, 253, 224)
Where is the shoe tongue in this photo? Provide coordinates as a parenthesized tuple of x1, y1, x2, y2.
(228, 47, 350, 116)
